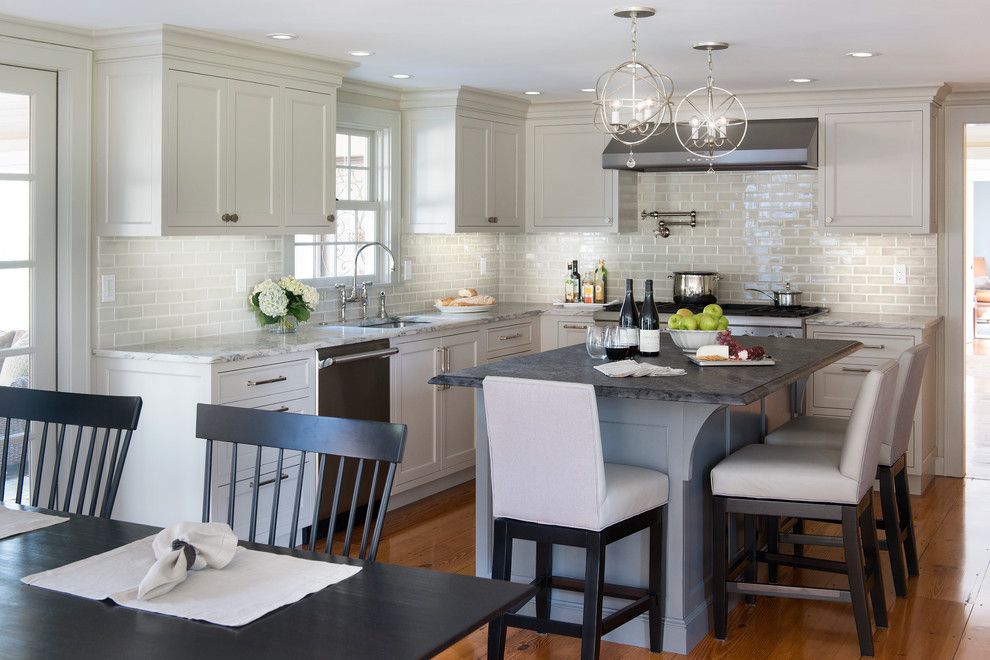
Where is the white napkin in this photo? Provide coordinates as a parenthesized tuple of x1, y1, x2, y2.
(594, 359, 687, 378)
(137, 522, 239, 600)
(0, 505, 68, 540)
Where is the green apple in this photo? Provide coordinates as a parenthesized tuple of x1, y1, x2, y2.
(681, 315, 699, 331)
(676, 308, 694, 318)
(667, 314, 682, 330)
(703, 303, 723, 318)
(717, 316, 730, 330)
(697, 314, 719, 331)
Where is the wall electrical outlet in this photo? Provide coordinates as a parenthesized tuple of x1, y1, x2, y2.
(403, 259, 413, 281)
(893, 264, 907, 285)
(234, 268, 247, 293)
(100, 274, 116, 303)
(479, 256, 487, 275)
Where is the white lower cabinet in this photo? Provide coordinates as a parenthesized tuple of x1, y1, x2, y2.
(540, 311, 596, 351)
(94, 353, 318, 545)
(806, 323, 941, 494)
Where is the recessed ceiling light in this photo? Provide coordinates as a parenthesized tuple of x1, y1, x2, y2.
(846, 51, 878, 58)
(788, 78, 816, 84)
(524, 91, 542, 95)
(390, 73, 412, 79)
(580, 88, 596, 93)
(267, 33, 297, 40)
(348, 50, 374, 57)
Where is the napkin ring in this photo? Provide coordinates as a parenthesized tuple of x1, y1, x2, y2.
(171, 539, 197, 567)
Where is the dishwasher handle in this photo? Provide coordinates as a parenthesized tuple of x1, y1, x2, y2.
(319, 347, 398, 369)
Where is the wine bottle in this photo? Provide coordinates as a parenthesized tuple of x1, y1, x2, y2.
(639, 279, 661, 357)
(618, 278, 639, 356)
(582, 272, 595, 303)
(571, 260, 581, 302)
(593, 259, 605, 304)
(564, 261, 575, 303)
(600, 260, 608, 302)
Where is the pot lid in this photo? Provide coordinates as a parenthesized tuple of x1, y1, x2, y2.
(779, 282, 803, 294)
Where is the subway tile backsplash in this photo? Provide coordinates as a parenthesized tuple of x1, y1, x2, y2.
(96, 171, 937, 348)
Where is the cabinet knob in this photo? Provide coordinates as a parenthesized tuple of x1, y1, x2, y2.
(221, 213, 230, 223)
(327, 213, 335, 223)
(605, 217, 613, 225)
(487, 216, 498, 224)
(229, 213, 239, 223)
(825, 216, 834, 224)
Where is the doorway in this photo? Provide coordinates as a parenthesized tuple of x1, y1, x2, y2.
(966, 124, 990, 479)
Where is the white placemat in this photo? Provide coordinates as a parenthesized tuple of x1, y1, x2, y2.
(22, 535, 361, 626)
(0, 505, 69, 540)
(594, 359, 687, 378)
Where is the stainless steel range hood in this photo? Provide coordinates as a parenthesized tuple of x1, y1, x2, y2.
(602, 117, 818, 172)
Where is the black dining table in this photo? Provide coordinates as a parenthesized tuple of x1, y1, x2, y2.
(0, 506, 535, 659)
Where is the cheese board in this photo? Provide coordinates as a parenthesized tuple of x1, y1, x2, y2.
(687, 355, 776, 367)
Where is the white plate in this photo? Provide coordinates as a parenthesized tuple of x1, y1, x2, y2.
(687, 355, 776, 367)
(434, 303, 497, 314)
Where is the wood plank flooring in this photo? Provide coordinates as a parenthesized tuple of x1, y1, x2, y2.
(357, 476, 990, 659)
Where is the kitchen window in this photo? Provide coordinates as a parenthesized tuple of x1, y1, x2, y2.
(289, 103, 399, 286)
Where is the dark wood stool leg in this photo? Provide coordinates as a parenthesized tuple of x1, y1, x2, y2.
(648, 513, 664, 653)
(842, 504, 875, 657)
(878, 465, 908, 597)
(765, 515, 780, 583)
(894, 465, 920, 576)
(488, 519, 512, 659)
(536, 541, 552, 620)
(712, 496, 728, 640)
(860, 498, 888, 629)
(793, 518, 805, 557)
(743, 513, 758, 604)
(580, 534, 606, 660)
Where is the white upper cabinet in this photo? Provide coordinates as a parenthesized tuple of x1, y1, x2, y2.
(821, 107, 934, 233)
(93, 28, 348, 237)
(403, 91, 526, 234)
(527, 121, 637, 233)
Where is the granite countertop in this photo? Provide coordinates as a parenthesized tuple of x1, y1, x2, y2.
(94, 303, 549, 364)
(806, 313, 944, 331)
(431, 335, 861, 405)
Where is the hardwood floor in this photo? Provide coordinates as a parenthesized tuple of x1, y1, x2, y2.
(356, 476, 990, 659)
(966, 340, 990, 480)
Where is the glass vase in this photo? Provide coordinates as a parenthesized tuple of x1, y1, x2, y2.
(268, 316, 299, 334)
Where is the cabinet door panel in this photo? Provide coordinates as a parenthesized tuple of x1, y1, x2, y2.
(165, 71, 225, 227)
(456, 116, 491, 227)
(227, 80, 279, 227)
(491, 122, 523, 228)
(533, 124, 612, 229)
(393, 339, 442, 484)
(284, 88, 336, 229)
(557, 320, 592, 348)
(441, 334, 479, 469)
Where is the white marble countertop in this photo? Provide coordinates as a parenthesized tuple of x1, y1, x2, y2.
(806, 312, 944, 331)
(93, 303, 550, 364)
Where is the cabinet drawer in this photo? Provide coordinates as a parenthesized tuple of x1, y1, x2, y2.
(486, 322, 533, 357)
(809, 330, 914, 360)
(557, 320, 591, 348)
(218, 359, 312, 403)
(811, 360, 876, 411)
(214, 458, 313, 544)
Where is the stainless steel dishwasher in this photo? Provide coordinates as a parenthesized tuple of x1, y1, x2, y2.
(314, 339, 397, 544)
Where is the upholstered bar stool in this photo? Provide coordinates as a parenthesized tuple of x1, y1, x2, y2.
(765, 344, 929, 597)
(711, 360, 899, 657)
(482, 376, 669, 660)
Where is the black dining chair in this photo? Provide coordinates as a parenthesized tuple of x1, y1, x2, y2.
(195, 403, 407, 561)
(0, 385, 143, 518)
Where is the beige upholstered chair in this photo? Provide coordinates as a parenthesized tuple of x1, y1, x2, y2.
(482, 376, 668, 660)
(765, 344, 929, 597)
(710, 360, 899, 657)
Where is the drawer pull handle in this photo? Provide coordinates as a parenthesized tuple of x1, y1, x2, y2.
(250, 473, 289, 489)
(247, 376, 287, 387)
(841, 367, 872, 374)
(861, 344, 885, 350)
(562, 324, 589, 330)
(273, 406, 290, 413)
(497, 333, 522, 341)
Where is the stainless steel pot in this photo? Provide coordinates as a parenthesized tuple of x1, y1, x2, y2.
(745, 282, 803, 307)
(668, 271, 721, 305)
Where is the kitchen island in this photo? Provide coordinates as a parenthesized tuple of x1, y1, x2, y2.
(430, 335, 861, 654)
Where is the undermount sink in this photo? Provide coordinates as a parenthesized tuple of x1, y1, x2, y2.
(363, 320, 430, 329)
(319, 317, 430, 330)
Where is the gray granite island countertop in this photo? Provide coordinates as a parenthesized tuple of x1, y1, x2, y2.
(431, 334, 861, 405)
(94, 303, 549, 364)
(806, 313, 943, 331)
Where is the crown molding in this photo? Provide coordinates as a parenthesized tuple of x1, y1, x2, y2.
(0, 12, 94, 50)
(339, 78, 403, 102)
(399, 85, 529, 118)
(944, 83, 990, 107)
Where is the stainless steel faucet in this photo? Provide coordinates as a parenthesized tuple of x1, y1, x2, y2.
(346, 242, 397, 319)
(334, 283, 348, 321)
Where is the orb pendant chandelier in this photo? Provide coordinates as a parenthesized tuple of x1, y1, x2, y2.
(674, 42, 748, 172)
(593, 7, 673, 169)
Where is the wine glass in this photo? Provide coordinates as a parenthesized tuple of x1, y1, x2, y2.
(586, 325, 607, 359)
(603, 326, 633, 361)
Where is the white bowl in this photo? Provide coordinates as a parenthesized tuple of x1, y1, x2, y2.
(665, 329, 720, 352)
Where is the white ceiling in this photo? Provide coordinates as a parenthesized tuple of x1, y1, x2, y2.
(0, 0, 983, 100)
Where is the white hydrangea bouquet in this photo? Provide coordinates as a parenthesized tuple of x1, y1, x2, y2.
(250, 276, 320, 334)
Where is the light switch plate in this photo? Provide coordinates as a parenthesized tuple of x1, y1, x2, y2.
(479, 256, 487, 275)
(893, 264, 907, 284)
(100, 274, 115, 303)
(234, 268, 247, 293)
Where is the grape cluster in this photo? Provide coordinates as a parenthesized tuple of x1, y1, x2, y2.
(716, 330, 766, 361)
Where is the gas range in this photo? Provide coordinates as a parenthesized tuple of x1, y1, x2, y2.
(593, 301, 827, 337)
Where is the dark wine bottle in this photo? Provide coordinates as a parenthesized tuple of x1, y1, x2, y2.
(639, 279, 660, 357)
(571, 260, 581, 303)
(618, 278, 639, 356)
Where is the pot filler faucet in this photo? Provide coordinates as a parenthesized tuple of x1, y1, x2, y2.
(339, 242, 397, 320)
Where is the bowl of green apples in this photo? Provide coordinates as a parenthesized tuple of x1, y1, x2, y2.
(665, 304, 730, 352)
